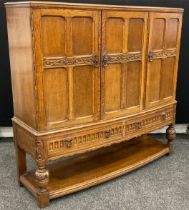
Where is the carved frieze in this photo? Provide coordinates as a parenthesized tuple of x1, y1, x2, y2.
(125, 110, 175, 132)
(149, 48, 176, 61)
(47, 125, 123, 152)
(46, 109, 175, 155)
(43, 55, 98, 68)
(102, 52, 142, 67)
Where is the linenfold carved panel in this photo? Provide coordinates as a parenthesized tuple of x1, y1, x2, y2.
(43, 55, 98, 68)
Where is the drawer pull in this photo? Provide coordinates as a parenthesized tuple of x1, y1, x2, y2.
(102, 55, 109, 68)
(135, 122, 142, 129)
(63, 138, 73, 149)
(104, 130, 111, 138)
(161, 113, 167, 121)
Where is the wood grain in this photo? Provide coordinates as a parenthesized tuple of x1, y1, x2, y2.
(20, 135, 169, 200)
(12, 103, 176, 160)
(35, 9, 101, 130)
(5, 2, 183, 208)
(101, 11, 148, 120)
(5, 2, 184, 13)
(6, 7, 36, 128)
(145, 12, 182, 108)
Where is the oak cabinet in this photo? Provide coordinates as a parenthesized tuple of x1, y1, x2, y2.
(6, 1, 183, 208)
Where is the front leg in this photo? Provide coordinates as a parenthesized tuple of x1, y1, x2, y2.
(35, 166, 49, 208)
(35, 140, 49, 208)
(15, 144, 26, 186)
(166, 124, 176, 154)
(13, 125, 26, 187)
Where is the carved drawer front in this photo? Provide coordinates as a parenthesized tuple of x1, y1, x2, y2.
(45, 122, 124, 159)
(125, 106, 175, 138)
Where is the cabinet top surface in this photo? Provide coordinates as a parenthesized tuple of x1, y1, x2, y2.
(5, 1, 183, 12)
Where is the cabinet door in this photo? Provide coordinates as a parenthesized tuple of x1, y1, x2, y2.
(33, 9, 100, 130)
(145, 13, 182, 108)
(101, 11, 148, 120)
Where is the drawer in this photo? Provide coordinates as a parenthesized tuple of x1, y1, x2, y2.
(44, 122, 124, 159)
(125, 105, 175, 139)
(43, 104, 175, 160)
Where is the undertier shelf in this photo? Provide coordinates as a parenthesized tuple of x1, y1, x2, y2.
(20, 135, 169, 201)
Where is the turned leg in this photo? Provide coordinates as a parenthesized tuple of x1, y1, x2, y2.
(15, 144, 26, 186)
(166, 124, 176, 154)
(35, 166, 49, 208)
(35, 140, 49, 208)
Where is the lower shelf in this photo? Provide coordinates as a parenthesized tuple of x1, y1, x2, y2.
(20, 135, 169, 202)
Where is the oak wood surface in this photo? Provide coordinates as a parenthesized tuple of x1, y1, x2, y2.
(101, 11, 148, 120)
(12, 102, 176, 136)
(6, 7, 37, 128)
(32, 9, 101, 130)
(146, 12, 182, 108)
(5, 2, 183, 208)
(20, 135, 169, 200)
(13, 103, 175, 160)
(5, 1, 184, 13)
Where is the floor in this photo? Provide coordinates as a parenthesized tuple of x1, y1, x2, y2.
(0, 135, 189, 210)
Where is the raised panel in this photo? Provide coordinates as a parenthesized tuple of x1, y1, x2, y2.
(128, 19, 144, 52)
(44, 68, 68, 123)
(73, 66, 93, 117)
(105, 64, 121, 112)
(160, 57, 175, 99)
(105, 64, 121, 111)
(106, 18, 124, 53)
(151, 18, 165, 50)
(147, 59, 161, 103)
(41, 16, 65, 56)
(72, 17, 93, 55)
(165, 19, 178, 48)
(125, 62, 141, 108)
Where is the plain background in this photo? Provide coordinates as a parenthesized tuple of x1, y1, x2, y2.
(0, 0, 189, 126)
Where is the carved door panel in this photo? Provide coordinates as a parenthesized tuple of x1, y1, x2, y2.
(101, 11, 148, 120)
(145, 13, 182, 108)
(34, 9, 100, 130)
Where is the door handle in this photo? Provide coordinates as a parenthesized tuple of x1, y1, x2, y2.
(92, 54, 99, 68)
(148, 51, 154, 62)
(102, 55, 109, 68)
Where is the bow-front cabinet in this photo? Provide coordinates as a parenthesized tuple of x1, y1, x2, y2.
(6, 1, 183, 208)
